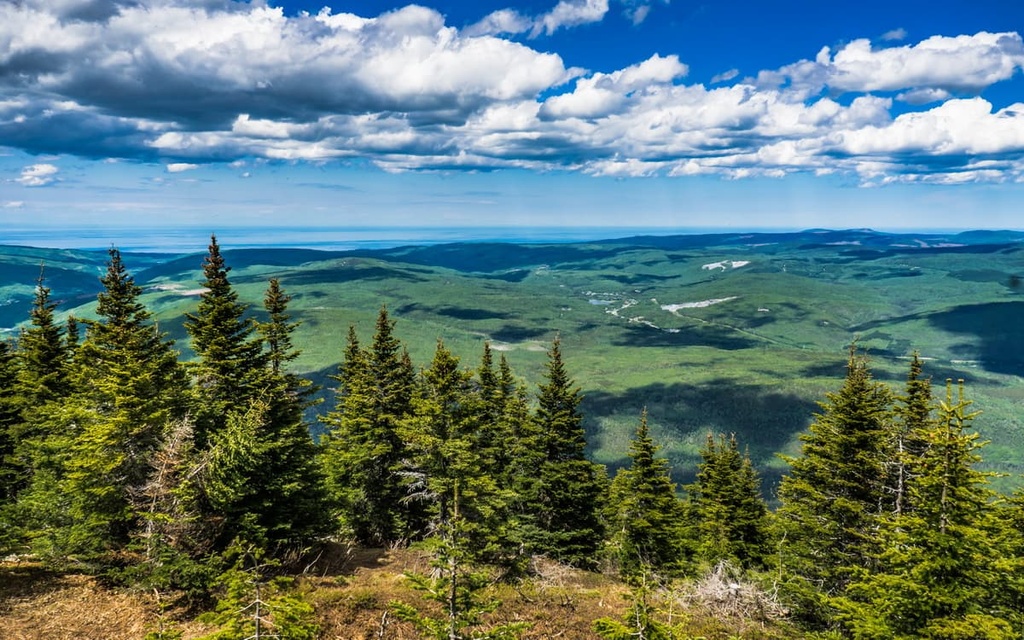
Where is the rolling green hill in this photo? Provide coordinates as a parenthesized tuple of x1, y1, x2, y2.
(4, 228, 1024, 493)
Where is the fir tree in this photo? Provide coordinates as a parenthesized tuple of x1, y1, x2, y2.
(61, 248, 189, 552)
(390, 478, 528, 640)
(838, 380, 1014, 639)
(10, 271, 70, 454)
(184, 235, 267, 445)
(401, 341, 505, 562)
(525, 338, 606, 568)
(775, 347, 893, 626)
(260, 278, 298, 376)
(319, 306, 416, 545)
(606, 409, 684, 580)
(0, 340, 20, 504)
(890, 351, 933, 517)
(9, 272, 76, 561)
(199, 544, 319, 640)
(688, 433, 770, 569)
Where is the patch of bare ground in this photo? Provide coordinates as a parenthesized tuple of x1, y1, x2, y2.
(0, 550, 793, 639)
(0, 563, 206, 640)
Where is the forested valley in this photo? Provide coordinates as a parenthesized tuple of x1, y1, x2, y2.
(3, 235, 1024, 639)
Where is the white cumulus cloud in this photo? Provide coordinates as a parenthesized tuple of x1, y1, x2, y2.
(531, 0, 609, 37)
(0, 1, 1022, 186)
(16, 163, 59, 186)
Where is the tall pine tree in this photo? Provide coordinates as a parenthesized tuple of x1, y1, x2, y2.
(319, 306, 417, 545)
(184, 235, 266, 446)
(62, 248, 189, 553)
(606, 409, 684, 580)
(688, 433, 770, 570)
(525, 337, 606, 568)
(0, 340, 20, 504)
(775, 347, 893, 627)
(838, 379, 1014, 639)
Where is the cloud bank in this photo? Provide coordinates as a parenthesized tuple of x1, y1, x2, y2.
(2, 0, 1023, 186)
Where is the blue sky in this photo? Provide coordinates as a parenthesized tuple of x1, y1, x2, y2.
(2, 0, 1023, 235)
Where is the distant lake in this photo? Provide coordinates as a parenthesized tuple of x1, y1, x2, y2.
(1, 225, 796, 253)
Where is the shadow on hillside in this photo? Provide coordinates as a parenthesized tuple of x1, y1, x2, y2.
(583, 379, 816, 495)
(436, 306, 512, 321)
(612, 325, 758, 350)
(491, 324, 548, 343)
(797, 352, 980, 385)
(927, 301, 1024, 377)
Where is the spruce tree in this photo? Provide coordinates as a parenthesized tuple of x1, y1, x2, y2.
(688, 433, 770, 569)
(838, 380, 1014, 638)
(526, 338, 606, 568)
(9, 272, 77, 561)
(184, 235, 266, 445)
(62, 248, 189, 552)
(606, 409, 684, 580)
(775, 347, 893, 626)
(0, 340, 21, 553)
(401, 341, 507, 562)
(319, 306, 416, 545)
(891, 351, 933, 517)
(260, 278, 297, 376)
(10, 272, 70, 455)
(0, 340, 19, 504)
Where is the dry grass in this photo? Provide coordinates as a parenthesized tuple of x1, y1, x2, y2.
(0, 562, 207, 640)
(0, 551, 796, 639)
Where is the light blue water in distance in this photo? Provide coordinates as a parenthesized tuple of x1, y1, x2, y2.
(1, 225, 800, 254)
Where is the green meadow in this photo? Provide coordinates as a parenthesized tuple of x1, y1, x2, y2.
(5, 228, 1024, 493)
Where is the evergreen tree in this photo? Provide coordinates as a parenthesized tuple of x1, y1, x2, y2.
(319, 306, 416, 545)
(9, 272, 77, 561)
(838, 380, 1014, 639)
(10, 272, 70, 453)
(688, 433, 770, 569)
(391, 477, 528, 640)
(593, 577, 684, 640)
(775, 347, 893, 626)
(0, 340, 21, 553)
(401, 341, 505, 562)
(184, 235, 266, 445)
(0, 340, 20, 504)
(61, 248, 189, 552)
(606, 409, 684, 580)
(890, 351, 933, 517)
(525, 338, 606, 568)
(260, 278, 298, 376)
(199, 544, 318, 640)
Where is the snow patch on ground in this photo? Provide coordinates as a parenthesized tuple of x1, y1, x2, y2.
(151, 283, 207, 296)
(660, 297, 739, 312)
(702, 260, 750, 271)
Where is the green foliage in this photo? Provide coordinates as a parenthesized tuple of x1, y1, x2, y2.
(185, 235, 267, 446)
(0, 340, 20, 505)
(61, 248, 189, 554)
(593, 579, 690, 640)
(319, 306, 418, 545)
(606, 409, 685, 580)
(523, 337, 607, 568)
(837, 379, 1015, 638)
(400, 340, 506, 562)
(390, 493, 528, 640)
(687, 433, 771, 570)
(198, 545, 318, 640)
(775, 348, 893, 625)
(193, 399, 327, 551)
